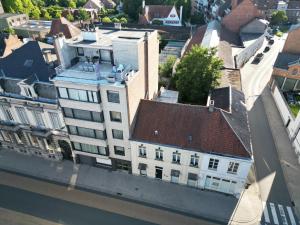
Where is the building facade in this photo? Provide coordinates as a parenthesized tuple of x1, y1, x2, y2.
(52, 26, 159, 172)
(0, 41, 71, 160)
(130, 87, 253, 196)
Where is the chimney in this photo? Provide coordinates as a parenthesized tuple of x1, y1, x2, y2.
(179, 6, 183, 25)
(231, 0, 238, 9)
(209, 100, 215, 112)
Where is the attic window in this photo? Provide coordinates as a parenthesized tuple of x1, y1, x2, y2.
(24, 59, 33, 67)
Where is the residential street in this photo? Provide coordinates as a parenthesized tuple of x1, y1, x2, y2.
(241, 35, 299, 225)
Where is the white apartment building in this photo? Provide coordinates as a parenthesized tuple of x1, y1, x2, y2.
(130, 87, 253, 196)
(0, 41, 70, 160)
(52, 26, 159, 172)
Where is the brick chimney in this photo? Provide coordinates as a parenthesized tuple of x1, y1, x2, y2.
(231, 0, 239, 9)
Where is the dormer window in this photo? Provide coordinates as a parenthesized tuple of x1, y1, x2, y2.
(24, 87, 32, 97)
(292, 68, 298, 76)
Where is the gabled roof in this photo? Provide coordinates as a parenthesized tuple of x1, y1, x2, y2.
(131, 88, 252, 159)
(0, 33, 23, 58)
(0, 41, 53, 82)
(84, 0, 103, 10)
(142, 5, 178, 22)
(49, 17, 81, 39)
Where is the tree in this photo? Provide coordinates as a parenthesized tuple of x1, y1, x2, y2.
(159, 56, 177, 78)
(68, 0, 76, 8)
(119, 17, 128, 24)
(271, 10, 288, 25)
(152, 19, 163, 25)
(66, 13, 74, 21)
(2, 0, 24, 13)
(43, 10, 52, 20)
(123, 0, 142, 21)
(76, 0, 87, 7)
(111, 17, 120, 23)
(102, 16, 112, 23)
(3, 27, 16, 35)
(173, 46, 223, 104)
(76, 8, 90, 21)
(30, 6, 41, 19)
(191, 12, 205, 25)
(21, 0, 35, 15)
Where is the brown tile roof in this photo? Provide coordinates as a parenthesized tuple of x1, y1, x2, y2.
(131, 98, 251, 158)
(184, 25, 207, 54)
(49, 17, 81, 39)
(0, 34, 23, 58)
(143, 5, 178, 22)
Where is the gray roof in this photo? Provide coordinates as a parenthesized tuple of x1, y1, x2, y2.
(211, 86, 252, 156)
(274, 52, 300, 70)
(0, 41, 54, 82)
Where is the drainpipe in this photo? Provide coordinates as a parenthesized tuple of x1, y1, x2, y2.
(144, 32, 149, 99)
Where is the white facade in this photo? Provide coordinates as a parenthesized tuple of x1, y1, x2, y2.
(130, 141, 252, 197)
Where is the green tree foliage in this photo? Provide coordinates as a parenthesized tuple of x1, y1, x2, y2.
(159, 56, 176, 78)
(271, 10, 288, 25)
(152, 19, 163, 25)
(69, 0, 76, 8)
(3, 27, 16, 35)
(66, 13, 74, 21)
(119, 17, 128, 24)
(30, 6, 41, 19)
(42, 9, 52, 20)
(190, 12, 205, 25)
(173, 46, 223, 104)
(102, 16, 112, 23)
(76, 0, 87, 7)
(46, 5, 63, 18)
(2, 0, 24, 13)
(111, 17, 120, 23)
(123, 0, 142, 21)
(76, 8, 90, 21)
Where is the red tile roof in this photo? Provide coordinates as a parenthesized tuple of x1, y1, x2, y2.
(184, 25, 207, 54)
(131, 99, 251, 158)
(49, 17, 81, 39)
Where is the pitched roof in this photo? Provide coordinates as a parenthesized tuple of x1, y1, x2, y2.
(184, 25, 207, 54)
(274, 52, 300, 70)
(144, 5, 177, 21)
(49, 17, 81, 39)
(210, 86, 231, 112)
(252, 0, 278, 10)
(0, 41, 53, 82)
(84, 0, 103, 9)
(131, 91, 251, 158)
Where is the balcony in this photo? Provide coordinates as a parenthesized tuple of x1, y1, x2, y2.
(54, 61, 137, 86)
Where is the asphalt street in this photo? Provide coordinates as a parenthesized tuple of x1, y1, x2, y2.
(241, 35, 299, 224)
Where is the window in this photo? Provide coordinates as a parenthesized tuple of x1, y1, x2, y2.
(69, 89, 88, 101)
(32, 111, 45, 127)
(139, 145, 146, 157)
(72, 142, 107, 155)
(110, 111, 122, 122)
(67, 125, 106, 140)
(155, 148, 163, 160)
(292, 68, 298, 75)
(208, 158, 219, 170)
(107, 90, 120, 103)
(16, 107, 29, 124)
(24, 87, 32, 97)
(49, 112, 62, 129)
(190, 154, 199, 167)
(187, 173, 198, 187)
(58, 87, 68, 99)
(138, 163, 147, 176)
(0, 106, 14, 122)
(63, 108, 104, 122)
(114, 146, 125, 156)
(171, 170, 180, 183)
(227, 162, 239, 174)
(112, 129, 123, 139)
(77, 47, 84, 56)
(172, 151, 181, 164)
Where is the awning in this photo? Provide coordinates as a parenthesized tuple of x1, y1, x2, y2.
(138, 163, 147, 170)
(171, 169, 180, 177)
(188, 173, 198, 180)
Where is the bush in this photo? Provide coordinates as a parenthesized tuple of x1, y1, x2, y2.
(159, 56, 177, 78)
(66, 13, 74, 22)
(119, 17, 128, 24)
(152, 19, 163, 25)
(102, 16, 112, 23)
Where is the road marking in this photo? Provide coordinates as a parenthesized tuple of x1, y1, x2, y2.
(278, 204, 288, 225)
(270, 202, 279, 224)
(262, 201, 270, 223)
(287, 206, 297, 225)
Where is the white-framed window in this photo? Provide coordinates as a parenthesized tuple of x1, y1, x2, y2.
(114, 146, 125, 156)
(155, 148, 163, 160)
(49, 112, 62, 129)
(16, 107, 29, 124)
(32, 111, 45, 127)
(58, 87, 68, 99)
(172, 151, 181, 164)
(107, 90, 120, 103)
(0, 105, 14, 122)
(190, 154, 199, 167)
(227, 162, 239, 174)
(138, 145, 146, 157)
(112, 129, 123, 139)
(208, 158, 219, 170)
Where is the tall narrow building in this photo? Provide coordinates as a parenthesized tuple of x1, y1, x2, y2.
(52, 26, 159, 172)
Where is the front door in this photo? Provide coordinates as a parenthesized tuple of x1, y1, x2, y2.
(155, 167, 163, 179)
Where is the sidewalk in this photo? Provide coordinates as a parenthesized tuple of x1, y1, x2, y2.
(0, 149, 261, 224)
(262, 88, 300, 218)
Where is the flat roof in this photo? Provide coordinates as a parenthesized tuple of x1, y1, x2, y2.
(0, 13, 26, 19)
(13, 20, 51, 32)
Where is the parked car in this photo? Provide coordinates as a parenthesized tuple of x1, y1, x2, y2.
(263, 46, 270, 53)
(268, 39, 275, 45)
(253, 53, 264, 63)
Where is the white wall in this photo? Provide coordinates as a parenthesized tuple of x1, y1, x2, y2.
(130, 141, 252, 196)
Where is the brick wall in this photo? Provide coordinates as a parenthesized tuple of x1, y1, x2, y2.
(273, 65, 300, 80)
(222, 0, 264, 33)
(283, 27, 300, 55)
